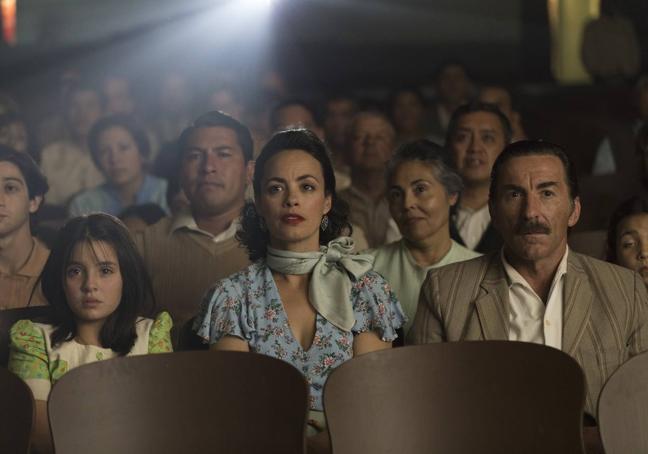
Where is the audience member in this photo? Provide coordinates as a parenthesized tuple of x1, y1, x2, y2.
(39, 82, 105, 206)
(410, 140, 648, 423)
(8, 213, 172, 454)
(581, 0, 641, 85)
(339, 111, 401, 248)
(478, 85, 527, 142)
(323, 94, 358, 187)
(206, 83, 244, 121)
(0, 112, 30, 155)
(429, 62, 474, 141)
(370, 140, 479, 334)
(151, 73, 193, 145)
(592, 74, 648, 176)
(119, 203, 167, 234)
(194, 128, 405, 440)
(269, 98, 324, 139)
(0, 146, 50, 309)
(102, 74, 136, 116)
(607, 196, 648, 288)
(447, 101, 512, 253)
(272, 98, 352, 191)
(389, 87, 429, 144)
(133, 111, 253, 334)
(68, 115, 168, 217)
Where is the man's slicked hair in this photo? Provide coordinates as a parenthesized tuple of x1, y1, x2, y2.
(489, 140, 579, 202)
(177, 110, 254, 163)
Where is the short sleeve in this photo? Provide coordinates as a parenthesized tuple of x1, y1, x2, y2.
(8, 320, 52, 401)
(148, 312, 173, 353)
(350, 271, 407, 342)
(193, 276, 255, 345)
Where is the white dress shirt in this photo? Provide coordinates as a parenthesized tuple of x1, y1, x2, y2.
(501, 247, 569, 350)
(455, 204, 491, 250)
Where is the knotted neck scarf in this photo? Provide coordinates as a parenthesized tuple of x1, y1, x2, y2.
(265, 237, 374, 332)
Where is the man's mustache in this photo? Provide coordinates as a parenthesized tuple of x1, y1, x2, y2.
(515, 220, 550, 235)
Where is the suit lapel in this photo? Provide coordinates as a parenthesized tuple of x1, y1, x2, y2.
(562, 254, 593, 356)
(474, 256, 510, 340)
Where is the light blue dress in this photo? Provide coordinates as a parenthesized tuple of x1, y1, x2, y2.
(68, 174, 169, 217)
(194, 261, 406, 411)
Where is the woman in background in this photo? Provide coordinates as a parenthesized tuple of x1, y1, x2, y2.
(69, 115, 168, 217)
(369, 140, 479, 337)
(607, 195, 648, 289)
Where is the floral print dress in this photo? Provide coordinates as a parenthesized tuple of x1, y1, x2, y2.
(195, 261, 406, 411)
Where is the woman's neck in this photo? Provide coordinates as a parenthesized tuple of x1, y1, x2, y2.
(115, 173, 145, 207)
(271, 271, 310, 290)
(404, 227, 452, 267)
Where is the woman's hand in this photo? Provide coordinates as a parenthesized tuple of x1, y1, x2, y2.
(210, 336, 250, 352)
(353, 331, 392, 356)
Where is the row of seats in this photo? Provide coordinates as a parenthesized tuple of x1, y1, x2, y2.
(1, 340, 645, 453)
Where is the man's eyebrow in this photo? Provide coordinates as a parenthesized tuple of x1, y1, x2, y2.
(1, 177, 26, 186)
(537, 181, 559, 190)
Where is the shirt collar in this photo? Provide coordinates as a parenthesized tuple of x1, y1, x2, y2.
(501, 246, 569, 291)
(169, 210, 240, 242)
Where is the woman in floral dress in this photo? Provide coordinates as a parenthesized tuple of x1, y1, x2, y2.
(194, 129, 405, 445)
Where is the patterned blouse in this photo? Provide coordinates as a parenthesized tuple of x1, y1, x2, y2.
(195, 262, 406, 411)
(9, 311, 173, 401)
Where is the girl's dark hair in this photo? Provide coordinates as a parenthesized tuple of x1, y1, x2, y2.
(606, 196, 648, 263)
(237, 128, 351, 261)
(87, 114, 151, 170)
(41, 213, 156, 355)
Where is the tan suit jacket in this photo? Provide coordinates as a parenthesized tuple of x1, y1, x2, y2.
(409, 252, 648, 417)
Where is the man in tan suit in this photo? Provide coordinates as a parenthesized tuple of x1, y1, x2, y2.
(410, 140, 648, 424)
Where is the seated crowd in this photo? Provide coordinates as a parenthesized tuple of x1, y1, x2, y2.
(1, 65, 648, 454)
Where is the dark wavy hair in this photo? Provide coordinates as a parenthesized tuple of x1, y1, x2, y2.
(237, 128, 351, 261)
(176, 110, 254, 164)
(0, 145, 48, 204)
(606, 196, 648, 263)
(87, 114, 151, 170)
(41, 214, 156, 355)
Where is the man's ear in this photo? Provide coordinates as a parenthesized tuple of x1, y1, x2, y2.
(568, 196, 581, 228)
(246, 160, 255, 186)
(28, 195, 43, 214)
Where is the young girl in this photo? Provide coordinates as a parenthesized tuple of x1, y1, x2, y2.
(8, 213, 172, 454)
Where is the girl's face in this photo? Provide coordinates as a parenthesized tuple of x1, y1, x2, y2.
(64, 240, 123, 326)
(616, 213, 648, 287)
(96, 126, 144, 187)
(257, 149, 332, 252)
